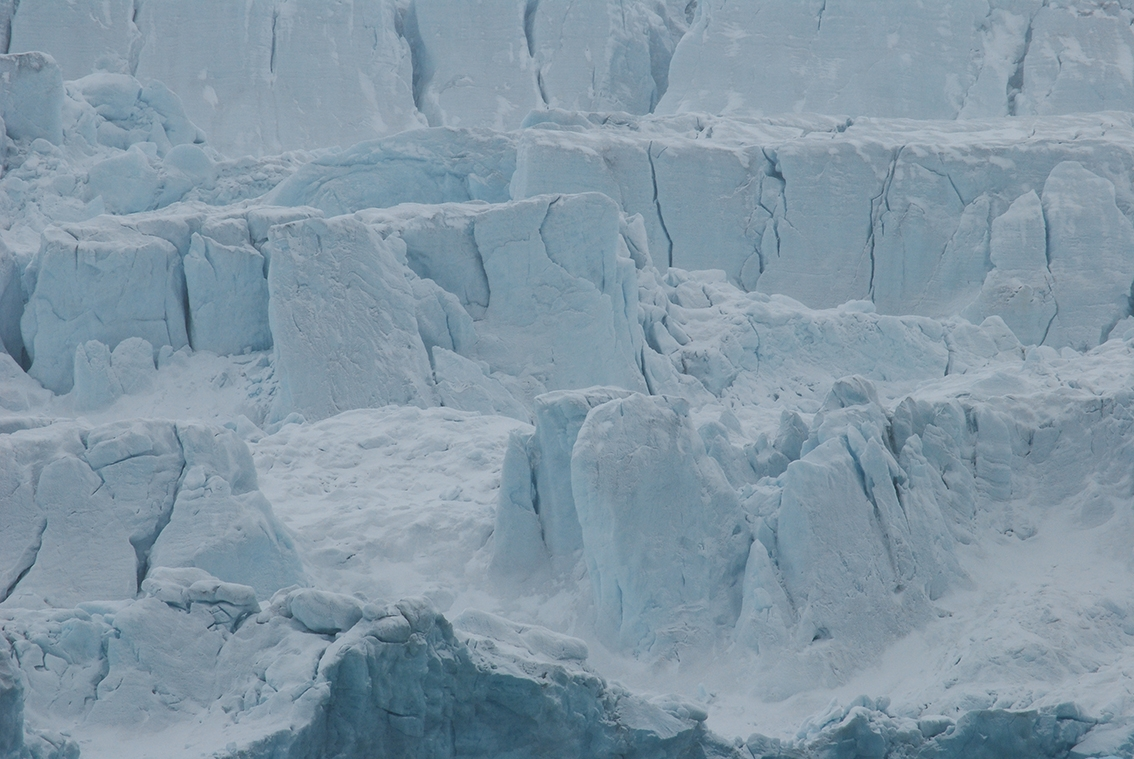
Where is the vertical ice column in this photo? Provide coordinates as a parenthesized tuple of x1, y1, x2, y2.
(571, 393, 749, 653)
(265, 216, 436, 422)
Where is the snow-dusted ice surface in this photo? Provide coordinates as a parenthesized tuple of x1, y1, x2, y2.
(8, 2, 1134, 758)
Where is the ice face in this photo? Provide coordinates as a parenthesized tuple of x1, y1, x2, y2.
(184, 232, 272, 356)
(0, 420, 302, 610)
(1041, 161, 1134, 350)
(6, 0, 1134, 156)
(572, 393, 749, 654)
(659, 0, 1134, 121)
(130, 0, 423, 156)
(0, 52, 63, 145)
(265, 216, 436, 422)
(22, 222, 187, 394)
(962, 190, 1056, 346)
(508, 113, 1134, 345)
(3, 0, 692, 153)
(71, 338, 157, 411)
(532, 387, 634, 557)
(358, 193, 649, 396)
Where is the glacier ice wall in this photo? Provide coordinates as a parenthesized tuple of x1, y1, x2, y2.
(9, 0, 1134, 154)
(7, 2, 1134, 758)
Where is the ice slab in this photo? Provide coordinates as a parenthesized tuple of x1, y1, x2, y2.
(660, 0, 1134, 121)
(0, 242, 25, 363)
(0, 53, 63, 145)
(360, 193, 649, 396)
(85, 145, 162, 214)
(7, 0, 137, 80)
(410, 0, 541, 129)
(963, 190, 1056, 346)
(431, 348, 529, 422)
(266, 128, 517, 215)
(184, 232, 272, 356)
(490, 429, 547, 579)
(70, 337, 157, 411)
(508, 112, 1134, 349)
(531, 386, 634, 557)
(265, 216, 436, 422)
(70, 72, 205, 158)
(572, 393, 749, 654)
(21, 221, 187, 394)
(0, 419, 303, 609)
(1042, 161, 1134, 350)
(132, 0, 423, 155)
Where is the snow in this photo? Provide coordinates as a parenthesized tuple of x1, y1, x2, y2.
(8, 2, 1134, 757)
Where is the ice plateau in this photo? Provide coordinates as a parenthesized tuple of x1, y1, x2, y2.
(6, 1, 1134, 758)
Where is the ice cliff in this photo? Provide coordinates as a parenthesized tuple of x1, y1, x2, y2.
(5, 2, 1134, 758)
(8, 1, 1134, 153)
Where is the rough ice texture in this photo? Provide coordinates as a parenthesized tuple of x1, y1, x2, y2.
(144, 0, 420, 155)
(744, 699, 1093, 759)
(148, 424, 305, 599)
(10, 2, 1134, 755)
(265, 216, 436, 422)
(1041, 161, 1134, 350)
(70, 72, 205, 157)
(359, 192, 649, 396)
(409, 0, 541, 129)
(184, 232, 272, 356)
(660, 0, 1134, 120)
(10, 0, 1134, 153)
(0, 245, 26, 363)
(21, 222, 187, 394)
(572, 393, 749, 654)
(532, 387, 634, 557)
(71, 337, 156, 411)
(754, 378, 961, 685)
(7, 0, 137, 79)
(0, 420, 302, 610)
(469, 192, 647, 391)
(15, 100, 1134, 352)
(1, 594, 728, 758)
(431, 348, 529, 422)
(3, 0, 689, 152)
(7, 0, 423, 154)
(0, 52, 63, 145)
(266, 128, 517, 214)
(491, 429, 547, 579)
(505, 112, 1134, 350)
(962, 190, 1055, 346)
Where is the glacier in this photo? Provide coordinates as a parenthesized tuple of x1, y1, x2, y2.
(6, 1, 1134, 758)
